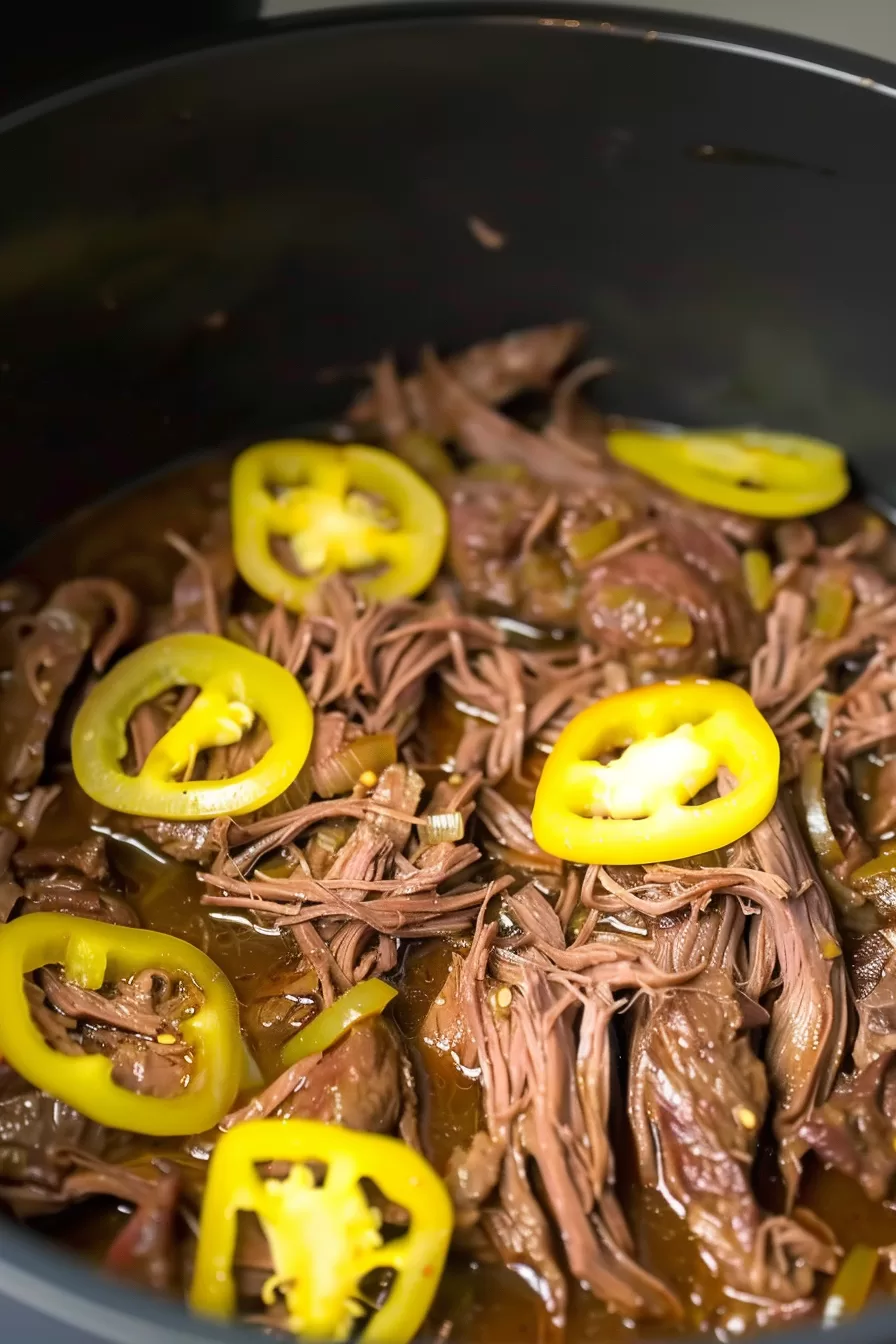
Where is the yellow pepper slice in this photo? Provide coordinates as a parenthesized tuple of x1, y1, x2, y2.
(606, 427, 849, 518)
(190, 1118, 452, 1344)
(72, 633, 313, 818)
(532, 679, 780, 864)
(281, 979, 397, 1069)
(0, 913, 242, 1135)
(232, 441, 448, 611)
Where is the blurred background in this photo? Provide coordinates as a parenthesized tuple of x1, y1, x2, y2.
(4, 0, 896, 110)
(262, 0, 896, 60)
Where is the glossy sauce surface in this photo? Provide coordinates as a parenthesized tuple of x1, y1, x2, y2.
(12, 454, 896, 1340)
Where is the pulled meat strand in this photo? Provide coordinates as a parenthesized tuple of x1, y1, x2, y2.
(0, 579, 136, 793)
(29, 967, 197, 1101)
(350, 321, 586, 431)
(14, 321, 896, 1339)
(735, 799, 849, 1201)
(627, 896, 837, 1307)
(752, 589, 896, 725)
(457, 896, 681, 1323)
(632, 792, 849, 1206)
(798, 929, 896, 1201)
(420, 348, 607, 490)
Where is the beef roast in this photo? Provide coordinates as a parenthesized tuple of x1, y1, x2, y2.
(736, 797, 850, 1201)
(629, 898, 836, 1305)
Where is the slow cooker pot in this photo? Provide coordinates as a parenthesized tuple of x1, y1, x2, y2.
(2, 4, 896, 1340)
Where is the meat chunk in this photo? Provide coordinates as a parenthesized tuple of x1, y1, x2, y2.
(445, 1130, 504, 1227)
(629, 899, 837, 1306)
(278, 1019, 402, 1133)
(736, 797, 850, 1201)
(447, 475, 560, 620)
(30, 967, 197, 1101)
(482, 1129, 569, 1323)
(102, 1171, 181, 1292)
(799, 930, 896, 1200)
(0, 579, 137, 793)
(579, 549, 744, 674)
(17, 881, 138, 926)
(126, 816, 225, 865)
(421, 953, 477, 1071)
(800, 1055, 896, 1201)
(15, 833, 109, 882)
(0, 1064, 132, 1213)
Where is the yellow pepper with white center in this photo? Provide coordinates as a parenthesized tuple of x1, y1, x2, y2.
(231, 440, 448, 611)
(532, 679, 780, 864)
(72, 632, 313, 818)
(190, 1118, 452, 1344)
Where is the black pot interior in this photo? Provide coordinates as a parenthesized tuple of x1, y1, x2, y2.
(2, 7, 896, 1342)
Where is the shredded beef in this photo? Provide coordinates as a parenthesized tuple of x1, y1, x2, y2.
(0, 1065, 132, 1215)
(28, 966, 197, 1102)
(736, 798, 849, 1200)
(0, 579, 137, 794)
(421, 952, 477, 1071)
(798, 927, 896, 1199)
(456, 893, 682, 1323)
(161, 510, 234, 637)
(350, 322, 586, 431)
(420, 348, 607, 491)
(628, 897, 836, 1306)
(800, 1054, 896, 1201)
(16, 318, 896, 1337)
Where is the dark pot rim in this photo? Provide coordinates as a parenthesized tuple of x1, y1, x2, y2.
(2, 4, 896, 1341)
(3, 0, 896, 134)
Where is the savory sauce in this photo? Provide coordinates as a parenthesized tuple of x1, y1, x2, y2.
(4, 321, 896, 1343)
(11, 451, 896, 1337)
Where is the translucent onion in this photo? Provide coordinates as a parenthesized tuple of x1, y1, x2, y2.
(239, 1037, 264, 1091)
(394, 430, 454, 482)
(822, 1244, 878, 1327)
(311, 732, 397, 799)
(566, 518, 621, 567)
(417, 811, 465, 845)
(280, 978, 398, 1069)
(800, 752, 846, 870)
(808, 689, 837, 733)
(741, 548, 774, 613)
(600, 583, 694, 648)
(812, 576, 854, 639)
(851, 851, 896, 912)
(465, 462, 528, 483)
(261, 760, 313, 817)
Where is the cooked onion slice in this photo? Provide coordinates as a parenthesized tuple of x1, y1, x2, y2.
(417, 811, 465, 845)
